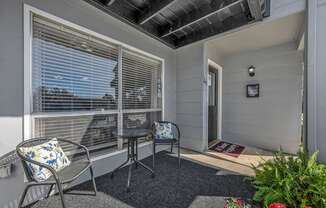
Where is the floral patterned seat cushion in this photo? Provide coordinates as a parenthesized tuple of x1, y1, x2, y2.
(154, 122, 174, 140)
(20, 138, 71, 181)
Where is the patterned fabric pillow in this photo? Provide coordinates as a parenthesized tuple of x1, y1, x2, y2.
(20, 138, 71, 181)
(154, 122, 174, 139)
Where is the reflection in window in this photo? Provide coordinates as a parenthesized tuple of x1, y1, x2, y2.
(34, 114, 118, 152)
(30, 15, 162, 153)
(123, 112, 161, 129)
(122, 50, 161, 110)
(32, 16, 119, 112)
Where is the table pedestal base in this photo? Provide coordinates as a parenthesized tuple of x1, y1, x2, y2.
(110, 137, 154, 192)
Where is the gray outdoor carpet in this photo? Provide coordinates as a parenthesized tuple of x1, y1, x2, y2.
(32, 151, 255, 208)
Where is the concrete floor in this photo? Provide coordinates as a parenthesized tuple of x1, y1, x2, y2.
(180, 140, 274, 176)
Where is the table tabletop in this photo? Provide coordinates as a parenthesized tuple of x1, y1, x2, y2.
(113, 128, 152, 139)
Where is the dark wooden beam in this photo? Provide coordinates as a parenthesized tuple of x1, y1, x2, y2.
(161, 0, 244, 38)
(103, 0, 116, 6)
(83, 0, 176, 48)
(175, 12, 249, 48)
(263, 0, 271, 17)
(247, 0, 263, 21)
(138, 0, 178, 25)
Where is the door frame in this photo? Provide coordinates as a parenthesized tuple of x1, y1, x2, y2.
(207, 59, 223, 146)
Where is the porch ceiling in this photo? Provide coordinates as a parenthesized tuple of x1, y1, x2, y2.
(83, 0, 270, 48)
(206, 12, 305, 57)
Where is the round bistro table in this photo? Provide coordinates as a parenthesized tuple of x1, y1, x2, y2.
(111, 128, 154, 192)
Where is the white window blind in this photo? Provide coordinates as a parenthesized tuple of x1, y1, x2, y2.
(30, 14, 163, 152)
(122, 50, 162, 110)
(123, 112, 161, 129)
(34, 114, 118, 152)
(32, 15, 119, 112)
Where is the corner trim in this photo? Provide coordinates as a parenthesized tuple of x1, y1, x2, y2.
(305, 0, 318, 154)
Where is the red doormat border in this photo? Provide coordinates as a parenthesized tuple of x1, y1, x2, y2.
(209, 141, 245, 158)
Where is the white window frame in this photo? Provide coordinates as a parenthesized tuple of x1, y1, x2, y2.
(23, 4, 165, 142)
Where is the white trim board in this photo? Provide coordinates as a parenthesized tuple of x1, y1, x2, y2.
(201, 44, 223, 151)
(207, 59, 223, 142)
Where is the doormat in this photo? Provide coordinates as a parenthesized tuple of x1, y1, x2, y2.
(209, 141, 245, 158)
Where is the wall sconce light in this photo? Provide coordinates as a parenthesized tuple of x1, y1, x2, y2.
(248, 66, 255, 77)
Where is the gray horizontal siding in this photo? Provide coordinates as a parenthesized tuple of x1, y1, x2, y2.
(222, 42, 303, 154)
(176, 43, 205, 152)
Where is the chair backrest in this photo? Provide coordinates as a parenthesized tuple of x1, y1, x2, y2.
(152, 121, 180, 140)
(16, 138, 53, 182)
(16, 137, 79, 182)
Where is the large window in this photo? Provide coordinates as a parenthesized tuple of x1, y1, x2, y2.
(28, 13, 163, 152)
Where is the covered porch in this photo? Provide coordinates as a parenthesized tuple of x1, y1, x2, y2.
(1, 0, 325, 208)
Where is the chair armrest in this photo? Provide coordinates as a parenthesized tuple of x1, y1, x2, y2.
(174, 124, 181, 140)
(56, 138, 91, 162)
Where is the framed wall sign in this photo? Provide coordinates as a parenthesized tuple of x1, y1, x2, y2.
(246, 84, 260, 98)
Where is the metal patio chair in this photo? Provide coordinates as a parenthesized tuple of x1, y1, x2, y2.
(16, 138, 97, 208)
(152, 121, 181, 169)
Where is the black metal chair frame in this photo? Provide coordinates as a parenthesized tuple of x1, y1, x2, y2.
(16, 138, 97, 208)
(152, 121, 181, 169)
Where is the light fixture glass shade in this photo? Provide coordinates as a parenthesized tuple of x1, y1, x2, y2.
(248, 66, 255, 77)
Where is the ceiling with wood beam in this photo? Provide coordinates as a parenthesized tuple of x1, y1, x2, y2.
(83, 0, 270, 48)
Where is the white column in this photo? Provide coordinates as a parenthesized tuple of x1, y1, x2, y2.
(306, 0, 326, 163)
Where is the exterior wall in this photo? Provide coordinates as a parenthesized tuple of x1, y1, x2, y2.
(0, 0, 175, 207)
(174, 0, 305, 153)
(314, 0, 326, 163)
(269, 0, 306, 20)
(205, 44, 224, 66)
(0, 0, 24, 159)
(0, 0, 176, 156)
(307, 0, 326, 163)
(176, 43, 206, 152)
(222, 43, 303, 154)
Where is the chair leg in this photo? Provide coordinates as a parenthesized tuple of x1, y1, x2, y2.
(178, 142, 181, 168)
(55, 180, 67, 208)
(152, 142, 155, 170)
(171, 143, 173, 153)
(18, 184, 31, 208)
(135, 139, 138, 169)
(89, 166, 97, 196)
